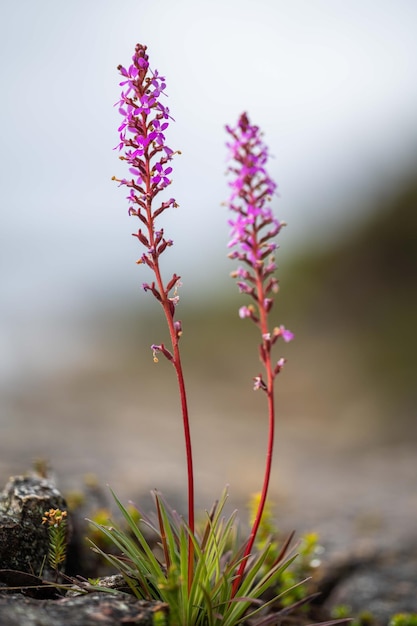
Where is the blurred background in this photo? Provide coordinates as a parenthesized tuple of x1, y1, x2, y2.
(1, 0, 416, 548)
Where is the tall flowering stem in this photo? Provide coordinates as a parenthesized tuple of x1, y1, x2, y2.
(113, 44, 195, 586)
(225, 113, 294, 596)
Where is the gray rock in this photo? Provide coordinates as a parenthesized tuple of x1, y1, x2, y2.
(0, 592, 166, 626)
(323, 545, 417, 624)
(0, 475, 70, 580)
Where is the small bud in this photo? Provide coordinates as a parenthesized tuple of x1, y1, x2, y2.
(274, 357, 286, 375)
(166, 273, 180, 292)
(253, 376, 267, 392)
(239, 306, 252, 319)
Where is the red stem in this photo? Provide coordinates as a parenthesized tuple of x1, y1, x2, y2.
(232, 377, 274, 596)
(143, 124, 195, 591)
(231, 235, 276, 597)
(155, 270, 195, 540)
(162, 297, 195, 591)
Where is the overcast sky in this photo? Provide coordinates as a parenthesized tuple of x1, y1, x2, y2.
(1, 0, 417, 381)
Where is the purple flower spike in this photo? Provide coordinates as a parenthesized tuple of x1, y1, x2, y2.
(226, 113, 294, 596)
(115, 44, 196, 575)
(114, 44, 177, 272)
(226, 112, 283, 272)
(225, 112, 293, 382)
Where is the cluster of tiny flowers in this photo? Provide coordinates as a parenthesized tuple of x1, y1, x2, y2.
(113, 44, 178, 276)
(114, 44, 182, 325)
(42, 508, 67, 528)
(226, 112, 281, 266)
(226, 113, 293, 389)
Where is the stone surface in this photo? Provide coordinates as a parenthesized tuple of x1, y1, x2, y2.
(0, 474, 70, 580)
(323, 545, 417, 624)
(0, 592, 166, 626)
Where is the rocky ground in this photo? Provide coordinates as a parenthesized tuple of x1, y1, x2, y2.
(0, 308, 416, 624)
(0, 471, 416, 626)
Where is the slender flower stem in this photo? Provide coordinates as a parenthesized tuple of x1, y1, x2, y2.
(225, 113, 294, 596)
(150, 243, 195, 543)
(152, 255, 195, 589)
(114, 44, 194, 587)
(232, 270, 275, 596)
